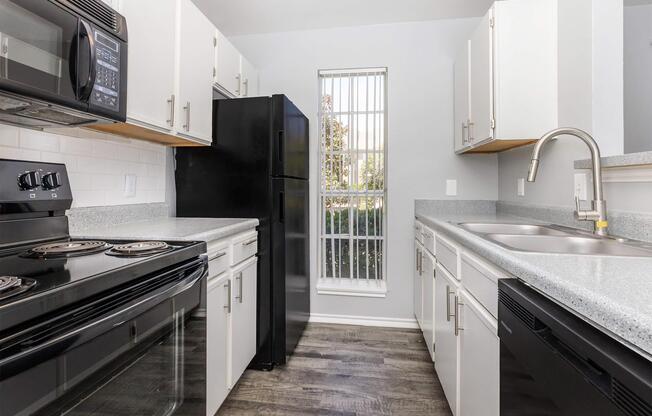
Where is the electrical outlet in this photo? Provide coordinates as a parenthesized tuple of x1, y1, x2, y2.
(124, 174, 137, 198)
(574, 173, 588, 201)
(446, 179, 458, 196)
(517, 178, 525, 197)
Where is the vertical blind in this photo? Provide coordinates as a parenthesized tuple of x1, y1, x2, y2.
(318, 68, 387, 281)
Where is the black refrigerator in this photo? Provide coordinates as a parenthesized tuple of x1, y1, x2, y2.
(175, 95, 310, 370)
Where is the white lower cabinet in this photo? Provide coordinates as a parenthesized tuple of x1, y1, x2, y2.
(422, 251, 435, 361)
(435, 262, 460, 416)
(459, 289, 499, 416)
(414, 242, 423, 327)
(207, 274, 230, 416)
(205, 229, 258, 415)
(229, 257, 258, 387)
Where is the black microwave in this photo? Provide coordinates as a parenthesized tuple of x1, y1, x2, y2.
(0, 0, 127, 129)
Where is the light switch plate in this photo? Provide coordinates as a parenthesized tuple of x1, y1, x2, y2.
(517, 178, 525, 197)
(124, 174, 137, 198)
(574, 173, 588, 201)
(446, 179, 458, 196)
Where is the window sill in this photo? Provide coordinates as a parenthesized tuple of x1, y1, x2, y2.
(316, 278, 387, 298)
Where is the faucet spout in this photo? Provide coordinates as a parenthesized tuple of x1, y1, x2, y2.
(526, 128, 608, 236)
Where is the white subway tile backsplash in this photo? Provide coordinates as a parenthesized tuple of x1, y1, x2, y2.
(0, 127, 167, 208)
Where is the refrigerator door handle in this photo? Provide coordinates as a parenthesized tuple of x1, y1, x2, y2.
(278, 130, 284, 165)
(279, 191, 285, 223)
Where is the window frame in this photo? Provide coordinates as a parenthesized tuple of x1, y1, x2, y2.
(316, 67, 389, 297)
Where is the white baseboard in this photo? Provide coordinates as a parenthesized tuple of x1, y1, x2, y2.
(309, 313, 419, 329)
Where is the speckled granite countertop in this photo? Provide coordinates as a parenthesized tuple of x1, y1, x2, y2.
(73, 217, 259, 243)
(416, 203, 652, 359)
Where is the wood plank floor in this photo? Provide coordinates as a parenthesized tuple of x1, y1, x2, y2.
(217, 323, 453, 416)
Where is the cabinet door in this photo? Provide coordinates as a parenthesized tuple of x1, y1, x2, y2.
(454, 41, 471, 152)
(117, 0, 176, 132)
(215, 31, 242, 97)
(414, 243, 423, 327)
(434, 263, 459, 416)
(469, 6, 494, 144)
(207, 275, 230, 416)
(230, 258, 257, 386)
(422, 253, 435, 361)
(240, 56, 258, 97)
(460, 290, 499, 416)
(176, 0, 214, 144)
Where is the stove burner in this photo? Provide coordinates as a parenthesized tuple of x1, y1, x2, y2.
(26, 241, 113, 258)
(106, 241, 172, 258)
(0, 276, 36, 301)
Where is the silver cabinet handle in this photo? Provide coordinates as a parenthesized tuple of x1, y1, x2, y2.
(468, 120, 475, 143)
(183, 101, 190, 132)
(235, 272, 243, 303)
(242, 238, 257, 246)
(235, 74, 241, 95)
(462, 122, 468, 145)
(224, 280, 232, 313)
(446, 285, 454, 322)
(167, 94, 175, 127)
(454, 296, 464, 336)
(243, 78, 249, 96)
(208, 251, 227, 261)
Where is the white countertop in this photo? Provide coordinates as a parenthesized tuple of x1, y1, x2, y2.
(73, 217, 259, 243)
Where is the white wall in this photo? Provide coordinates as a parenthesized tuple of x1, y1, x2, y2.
(232, 19, 498, 321)
(624, 4, 652, 154)
(0, 126, 167, 208)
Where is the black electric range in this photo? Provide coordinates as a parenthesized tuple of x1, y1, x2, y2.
(0, 159, 208, 416)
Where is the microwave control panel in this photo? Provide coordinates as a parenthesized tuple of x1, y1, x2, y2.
(90, 29, 121, 112)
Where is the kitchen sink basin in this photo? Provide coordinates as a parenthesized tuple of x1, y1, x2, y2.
(485, 234, 652, 257)
(458, 223, 570, 236)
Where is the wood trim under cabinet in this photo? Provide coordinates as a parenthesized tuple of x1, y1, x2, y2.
(87, 122, 208, 147)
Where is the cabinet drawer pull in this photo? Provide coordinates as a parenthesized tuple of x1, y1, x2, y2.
(242, 238, 257, 246)
(446, 285, 454, 322)
(235, 74, 241, 95)
(454, 296, 464, 336)
(208, 251, 227, 261)
(243, 78, 249, 96)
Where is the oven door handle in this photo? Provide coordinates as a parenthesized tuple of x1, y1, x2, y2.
(0, 263, 207, 375)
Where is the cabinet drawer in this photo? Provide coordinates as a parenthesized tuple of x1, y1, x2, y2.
(436, 234, 459, 280)
(422, 226, 436, 256)
(460, 252, 504, 318)
(231, 231, 258, 266)
(207, 243, 230, 280)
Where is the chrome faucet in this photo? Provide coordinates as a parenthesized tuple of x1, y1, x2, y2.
(527, 128, 609, 236)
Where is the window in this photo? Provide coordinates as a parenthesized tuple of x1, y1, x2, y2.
(317, 68, 387, 296)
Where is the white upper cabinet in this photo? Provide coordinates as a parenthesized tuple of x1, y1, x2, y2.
(454, 41, 471, 152)
(215, 31, 242, 97)
(117, 0, 177, 132)
(240, 56, 259, 97)
(455, 0, 558, 154)
(176, 0, 214, 144)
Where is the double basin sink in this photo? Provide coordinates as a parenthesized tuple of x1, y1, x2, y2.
(458, 222, 652, 257)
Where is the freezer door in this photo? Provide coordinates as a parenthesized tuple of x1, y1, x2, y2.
(271, 177, 310, 364)
(272, 95, 309, 179)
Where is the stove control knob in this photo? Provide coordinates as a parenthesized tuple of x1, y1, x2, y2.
(42, 172, 62, 190)
(18, 171, 40, 190)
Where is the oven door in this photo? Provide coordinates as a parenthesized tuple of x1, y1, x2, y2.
(0, 0, 81, 111)
(0, 258, 208, 416)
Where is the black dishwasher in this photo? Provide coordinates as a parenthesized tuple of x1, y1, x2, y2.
(498, 279, 652, 416)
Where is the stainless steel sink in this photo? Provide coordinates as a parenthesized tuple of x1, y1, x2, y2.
(485, 234, 652, 257)
(457, 222, 652, 257)
(458, 223, 570, 236)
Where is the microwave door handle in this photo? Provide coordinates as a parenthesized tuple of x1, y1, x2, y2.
(0, 264, 206, 377)
(78, 20, 96, 101)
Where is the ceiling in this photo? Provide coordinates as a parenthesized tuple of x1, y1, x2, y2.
(191, 0, 494, 36)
